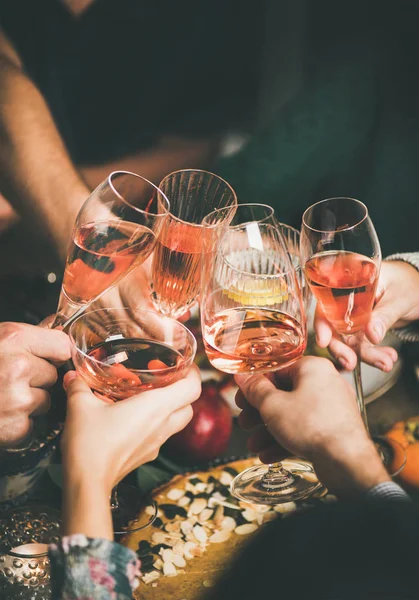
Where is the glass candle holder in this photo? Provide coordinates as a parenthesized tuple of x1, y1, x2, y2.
(0, 506, 61, 599)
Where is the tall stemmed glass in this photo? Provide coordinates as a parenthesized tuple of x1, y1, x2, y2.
(69, 307, 197, 534)
(201, 204, 322, 504)
(150, 169, 237, 318)
(53, 171, 170, 329)
(300, 197, 406, 474)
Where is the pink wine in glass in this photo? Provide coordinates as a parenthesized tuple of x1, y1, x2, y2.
(151, 222, 207, 318)
(61, 220, 154, 305)
(203, 307, 306, 374)
(78, 338, 184, 400)
(304, 250, 378, 335)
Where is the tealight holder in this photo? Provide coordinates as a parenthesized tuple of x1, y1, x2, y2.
(0, 506, 61, 599)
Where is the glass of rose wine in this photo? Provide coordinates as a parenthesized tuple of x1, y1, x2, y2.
(150, 169, 237, 319)
(69, 306, 197, 534)
(300, 197, 406, 475)
(53, 171, 170, 329)
(201, 204, 322, 504)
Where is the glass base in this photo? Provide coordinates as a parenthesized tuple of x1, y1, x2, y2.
(112, 483, 158, 536)
(230, 458, 322, 505)
(373, 435, 406, 477)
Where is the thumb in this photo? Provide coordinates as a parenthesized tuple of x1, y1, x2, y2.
(366, 294, 404, 344)
(63, 371, 92, 400)
(234, 373, 278, 412)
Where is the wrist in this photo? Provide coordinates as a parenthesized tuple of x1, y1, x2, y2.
(312, 435, 390, 499)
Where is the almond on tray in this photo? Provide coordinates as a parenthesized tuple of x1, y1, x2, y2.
(122, 457, 335, 600)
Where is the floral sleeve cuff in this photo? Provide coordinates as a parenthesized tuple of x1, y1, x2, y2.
(48, 534, 141, 600)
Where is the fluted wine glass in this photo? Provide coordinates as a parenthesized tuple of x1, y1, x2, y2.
(300, 197, 406, 475)
(53, 171, 170, 329)
(201, 204, 322, 504)
(150, 169, 237, 318)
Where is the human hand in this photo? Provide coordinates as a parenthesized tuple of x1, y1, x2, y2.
(314, 261, 419, 371)
(0, 322, 71, 447)
(61, 364, 202, 492)
(235, 356, 390, 497)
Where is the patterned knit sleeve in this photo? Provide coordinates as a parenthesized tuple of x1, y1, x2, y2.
(48, 535, 141, 600)
(385, 252, 419, 343)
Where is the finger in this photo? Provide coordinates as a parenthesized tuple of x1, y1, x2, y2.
(234, 373, 280, 415)
(126, 364, 202, 413)
(0, 323, 72, 364)
(366, 294, 405, 345)
(328, 337, 358, 371)
(259, 445, 289, 464)
(238, 406, 264, 431)
(38, 314, 56, 329)
(166, 405, 194, 437)
(0, 416, 34, 449)
(235, 389, 247, 410)
(247, 426, 276, 452)
(64, 371, 95, 402)
(359, 345, 398, 372)
(30, 389, 51, 416)
(28, 354, 59, 388)
(314, 306, 333, 347)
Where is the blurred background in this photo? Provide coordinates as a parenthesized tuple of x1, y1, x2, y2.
(0, 0, 418, 323)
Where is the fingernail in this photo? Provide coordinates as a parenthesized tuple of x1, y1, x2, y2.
(374, 361, 386, 371)
(63, 371, 77, 391)
(338, 357, 349, 370)
(372, 321, 385, 342)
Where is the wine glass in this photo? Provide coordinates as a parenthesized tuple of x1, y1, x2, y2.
(150, 169, 237, 318)
(69, 306, 197, 534)
(300, 197, 406, 475)
(53, 171, 170, 329)
(201, 204, 322, 504)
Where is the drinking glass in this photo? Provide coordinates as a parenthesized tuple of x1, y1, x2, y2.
(53, 171, 170, 329)
(69, 307, 197, 533)
(300, 197, 406, 474)
(201, 204, 322, 504)
(150, 169, 237, 318)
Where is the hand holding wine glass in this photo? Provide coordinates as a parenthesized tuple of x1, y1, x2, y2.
(201, 204, 321, 504)
(68, 306, 197, 533)
(300, 197, 406, 474)
(314, 259, 419, 371)
(235, 356, 390, 499)
(60, 365, 201, 540)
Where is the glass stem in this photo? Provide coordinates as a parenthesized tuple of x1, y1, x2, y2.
(342, 332, 369, 433)
(260, 462, 295, 489)
(110, 487, 119, 511)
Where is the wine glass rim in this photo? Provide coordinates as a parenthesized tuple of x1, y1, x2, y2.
(108, 171, 170, 217)
(302, 197, 369, 233)
(202, 203, 275, 229)
(159, 169, 238, 228)
(68, 307, 197, 372)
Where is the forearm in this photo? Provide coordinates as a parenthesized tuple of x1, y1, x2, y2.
(62, 471, 113, 541)
(313, 436, 391, 499)
(0, 59, 89, 259)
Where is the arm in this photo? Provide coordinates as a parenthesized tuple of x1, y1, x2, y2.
(48, 367, 201, 599)
(0, 29, 90, 259)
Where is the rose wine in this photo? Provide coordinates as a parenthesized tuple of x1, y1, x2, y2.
(79, 337, 184, 400)
(54, 220, 155, 327)
(304, 251, 378, 334)
(203, 308, 306, 374)
(64, 220, 154, 303)
(151, 221, 205, 318)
